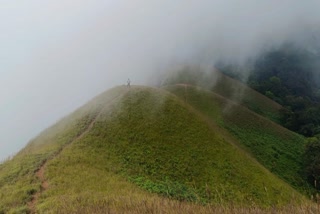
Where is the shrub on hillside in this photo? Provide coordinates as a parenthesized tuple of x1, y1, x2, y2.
(304, 138, 320, 190)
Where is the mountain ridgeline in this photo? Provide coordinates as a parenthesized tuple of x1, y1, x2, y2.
(0, 71, 315, 213)
(217, 44, 320, 190)
(219, 44, 320, 138)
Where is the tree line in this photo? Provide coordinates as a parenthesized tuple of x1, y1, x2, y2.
(219, 43, 320, 191)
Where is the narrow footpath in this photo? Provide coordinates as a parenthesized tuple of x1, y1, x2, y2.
(27, 89, 129, 213)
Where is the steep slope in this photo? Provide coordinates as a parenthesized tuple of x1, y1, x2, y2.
(0, 86, 129, 213)
(165, 85, 307, 192)
(0, 86, 304, 213)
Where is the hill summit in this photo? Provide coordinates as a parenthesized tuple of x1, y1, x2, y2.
(0, 85, 307, 213)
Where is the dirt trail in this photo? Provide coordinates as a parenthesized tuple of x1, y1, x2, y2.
(27, 115, 99, 213)
(27, 89, 128, 213)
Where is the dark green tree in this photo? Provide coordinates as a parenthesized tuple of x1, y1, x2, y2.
(219, 43, 320, 137)
(304, 138, 320, 189)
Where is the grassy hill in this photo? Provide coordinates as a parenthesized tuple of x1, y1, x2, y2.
(165, 85, 308, 192)
(0, 86, 307, 213)
(0, 86, 129, 213)
(164, 67, 283, 123)
(211, 71, 283, 123)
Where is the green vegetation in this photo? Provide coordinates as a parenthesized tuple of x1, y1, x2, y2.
(303, 138, 320, 190)
(217, 44, 320, 190)
(0, 86, 128, 213)
(40, 87, 303, 210)
(248, 46, 320, 137)
(211, 71, 283, 123)
(0, 86, 306, 213)
(166, 85, 308, 192)
(218, 44, 320, 138)
(164, 66, 283, 123)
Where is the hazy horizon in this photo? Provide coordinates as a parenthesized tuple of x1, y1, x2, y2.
(1, 0, 320, 160)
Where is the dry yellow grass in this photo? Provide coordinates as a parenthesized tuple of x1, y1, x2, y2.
(48, 196, 320, 214)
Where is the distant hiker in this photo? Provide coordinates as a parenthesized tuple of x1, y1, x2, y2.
(127, 78, 131, 87)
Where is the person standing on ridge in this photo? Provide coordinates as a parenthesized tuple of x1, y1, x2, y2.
(127, 78, 131, 87)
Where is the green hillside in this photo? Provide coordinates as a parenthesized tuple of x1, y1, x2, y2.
(0, 86, 129, 213)
(164, 67, 283, 123)
(0, 86, 305, 213)
(212, 71, 283, 123)
(166, 85, 308, 191)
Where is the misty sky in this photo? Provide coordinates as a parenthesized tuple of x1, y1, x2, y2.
(1, 0, 320, 160)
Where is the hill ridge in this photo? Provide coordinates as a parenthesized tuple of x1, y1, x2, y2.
(0, 85, 309, 213)
(165, 84, 306, 191)
(175, 83, 293, 138)
(168, 83, 301, 180)
(26, 88, 130, 212)
(165, 68, 283, 122)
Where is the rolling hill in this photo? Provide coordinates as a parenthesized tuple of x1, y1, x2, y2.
(0, 85, 310, 213)
(164, 67, 283, 123)
(165, 85, 307, 191)
(211, 71, 283, 123)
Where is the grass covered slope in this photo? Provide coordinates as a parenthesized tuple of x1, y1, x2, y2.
(164, 67, 283, 123)
(0, 86, 129, 213)
(0, 86, 305, 213)
(212, 71, 283, 123)
(33, 86, 304, 212)
(166, 85, 307, 192)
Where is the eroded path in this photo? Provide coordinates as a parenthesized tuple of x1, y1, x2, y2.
(27, 89, 129, 213)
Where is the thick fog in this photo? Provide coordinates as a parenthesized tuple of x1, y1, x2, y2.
(1, 0, 320, 160)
